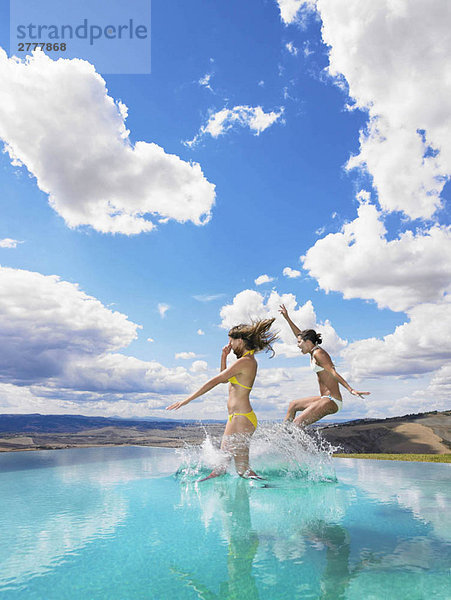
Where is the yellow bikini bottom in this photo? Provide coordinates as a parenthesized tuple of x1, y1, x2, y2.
(228, 410, 257, 429)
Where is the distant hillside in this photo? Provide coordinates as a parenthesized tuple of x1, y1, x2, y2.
(0, 410, 449, 454)
(319, 410, 451, 454)
(0, 413, 192, 434)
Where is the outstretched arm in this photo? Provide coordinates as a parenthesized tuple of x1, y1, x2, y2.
(314, 351, 370, 399)
(166, 359, 246, 411)
(279, 304, 302, 338)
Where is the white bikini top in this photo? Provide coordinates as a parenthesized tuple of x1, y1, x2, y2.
(310, 345, 324, 373)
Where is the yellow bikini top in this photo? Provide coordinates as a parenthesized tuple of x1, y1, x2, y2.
(228, 349, 255, 389)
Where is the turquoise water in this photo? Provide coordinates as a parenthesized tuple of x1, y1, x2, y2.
(1, 444, 450, 599)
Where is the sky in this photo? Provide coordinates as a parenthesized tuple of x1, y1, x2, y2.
(0, 0, 450, 423)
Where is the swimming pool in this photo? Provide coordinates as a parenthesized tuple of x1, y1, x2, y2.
(1, 446, 449, 599)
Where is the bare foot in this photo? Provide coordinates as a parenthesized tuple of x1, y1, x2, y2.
(198, 470, 223, 482)
(242, 469, 264, 480)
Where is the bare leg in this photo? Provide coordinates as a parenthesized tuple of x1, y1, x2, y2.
(198, 437, 232, 481)
(230, 433, 262, 479)
(285, 396, 322, 422)
(293, 397, 338, 427)
(199, 415, 257, 481)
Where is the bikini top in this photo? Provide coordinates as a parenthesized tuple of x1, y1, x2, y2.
(228, 349, 255, 389)
(310, 345, 325, 373)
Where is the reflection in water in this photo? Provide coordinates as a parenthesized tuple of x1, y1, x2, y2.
(175, 479, 260, 599)
(304, 520, 352, 599)
(0, 447, 179, 588)
(1, 448, 450, 599)
(177, 476, 358, 599)
(176, 457, 451, 599)
(338, 458, 451, 541)
(302, 519, 379, 600)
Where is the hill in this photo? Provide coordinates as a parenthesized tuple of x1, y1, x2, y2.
(0, 410, 449, 454)
(318, 410, 451, 454)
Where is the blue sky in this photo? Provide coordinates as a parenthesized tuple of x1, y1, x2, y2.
(0, 0, 450, 421)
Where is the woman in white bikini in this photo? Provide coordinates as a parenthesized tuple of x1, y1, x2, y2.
(279, 304, 370, 426)
(167, 319, 277, 480)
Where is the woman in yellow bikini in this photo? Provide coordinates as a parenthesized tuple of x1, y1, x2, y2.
(167, 319, 277, 480)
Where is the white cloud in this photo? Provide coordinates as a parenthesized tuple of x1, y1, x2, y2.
(191, 360, 208, 373)
(197, 329, 205, 335)
(285, 41, 298, 56)
(276, 1, 451, 412)
(302, 198, 451, 312)
(283, 267, 301, 278)
(0, 266, 137, 383)
(158, 303, 170, 318)
(0, 266, 190, 398)
(303, 0, 451, 220)
(275, 0, 314, 25)
(404, 365, 451, 413)
(219, 289, 347, 357)
(147, 337, 154, 343)
(0, 238, 22, 248)
(342, 299, 451, 379)
(175, 352, 197, 360)
(255, 274, 275, 286)
(58, 353, 189, 394)
(199, 72, 213, 91)
(185, 105, 284, 147)
(0, 48, 215, 234)
(193, 293, 225, 302)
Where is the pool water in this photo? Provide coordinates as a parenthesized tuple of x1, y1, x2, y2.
(1, 445, 450, 599)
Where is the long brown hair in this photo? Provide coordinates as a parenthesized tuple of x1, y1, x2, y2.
(228, 318, 278, 357)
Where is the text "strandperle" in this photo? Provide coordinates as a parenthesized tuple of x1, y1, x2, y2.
(16, 19, 148, 46)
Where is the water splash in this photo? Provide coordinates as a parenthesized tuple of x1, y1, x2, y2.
(175, 422, 338, 485)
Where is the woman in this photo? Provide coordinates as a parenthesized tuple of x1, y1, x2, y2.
(279, 304, 369, 426)
(167, 319, 277, 480)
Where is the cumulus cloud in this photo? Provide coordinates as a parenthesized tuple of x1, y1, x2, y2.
(0, 266, 137, 383)
(147, 337, 155, 343)
(255, 274, 275, 286)
(406, 365, 451, 411)
(158, 303, 170, 318)
(0, 48, 215, 234)
(302, 198, 451, 312)
(0, 238, 22, 248)
(275, 0, 315, 24)
(184, 105, 284, 147)
(296, 0, 451, 220)
(59, 353, 188, 394)
(191, 360, 208, 373)
(283, 267, 301, 278)
(219, 289, 347, 357)
(0, 266, 191, 398)
(197, 329, 205, 335)
(175, 352, 197, 360)
(342, 299, 451, 380)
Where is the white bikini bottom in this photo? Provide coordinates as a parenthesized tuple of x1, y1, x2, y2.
(321, 395, 343, 412)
